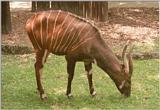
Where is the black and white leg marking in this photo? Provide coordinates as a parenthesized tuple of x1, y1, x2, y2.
(84, 62, 96, 97)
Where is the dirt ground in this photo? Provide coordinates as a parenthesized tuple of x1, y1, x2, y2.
(2, 7, 159, 53)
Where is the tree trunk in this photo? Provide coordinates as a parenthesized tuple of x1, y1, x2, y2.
(91, 1, 108, 21)
(51, 1, 108, 21)
(37, 1, 50, 11)
(91, 2, 98, 20)
(32, 1, 37, 12)
(77, 2, 83, 16)
(98, 2, 108, 21)
(84, 2, 91, 18)
(2, 1, 12, 34)
(51, 1, 81, 16)
(51, 1, 59, 10)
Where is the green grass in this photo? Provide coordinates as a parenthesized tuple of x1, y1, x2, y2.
(2, 54, 159, 109)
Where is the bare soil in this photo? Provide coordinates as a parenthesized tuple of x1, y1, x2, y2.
(2, 7, 159, 53)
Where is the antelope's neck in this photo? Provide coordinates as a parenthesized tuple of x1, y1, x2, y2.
(92, 43, 124, 84)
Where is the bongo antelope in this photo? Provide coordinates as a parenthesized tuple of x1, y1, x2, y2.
(25, 10, 133, 100)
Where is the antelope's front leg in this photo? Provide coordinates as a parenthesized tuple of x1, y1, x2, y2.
(84, 62, 96, 97)
(65, 58, 76, 97)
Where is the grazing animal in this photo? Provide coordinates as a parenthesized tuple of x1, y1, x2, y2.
(25, 10, 133, 100)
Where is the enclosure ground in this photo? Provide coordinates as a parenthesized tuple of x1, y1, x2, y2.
(2, 54, 159, 109)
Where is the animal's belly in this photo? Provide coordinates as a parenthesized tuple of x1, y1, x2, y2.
(52, 51, 66, 55)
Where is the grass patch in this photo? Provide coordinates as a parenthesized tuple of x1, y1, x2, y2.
(2, 54, 159, 109)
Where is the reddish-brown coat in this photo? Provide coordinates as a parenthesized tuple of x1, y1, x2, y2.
(26, 10, 133, 100)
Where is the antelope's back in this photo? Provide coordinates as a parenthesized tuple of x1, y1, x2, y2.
(25, 10, 97, 55)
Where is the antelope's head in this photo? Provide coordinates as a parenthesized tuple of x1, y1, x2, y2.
(116, 42, 133, 97)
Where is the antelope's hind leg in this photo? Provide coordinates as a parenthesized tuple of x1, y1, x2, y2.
(34, 49, 49, 100)
(84, 62, 96, 97)
(65, 57, 76, 98)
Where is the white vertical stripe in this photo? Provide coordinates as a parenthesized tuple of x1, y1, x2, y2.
(71, 28, 92, 51)
(63, 29, 77, 52)
(53, 13, 70, 52)
(54, 17, 76, 52)
(49, 10, 61, 50)
(40, 12, 44, 46)
(69, 23, 88, 49)
(77, 22, 88, 39)
(71, 37, 94, 51)
(56, 13, 69, 38)
(46, 11, 52, 45)
(32, 14, 41, 50)
(59, 27, 75, 52)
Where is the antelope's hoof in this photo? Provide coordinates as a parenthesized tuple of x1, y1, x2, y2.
(91, 91, 96, 97)
(41, 93, 48, 100)
(67, 93, 73, 98)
